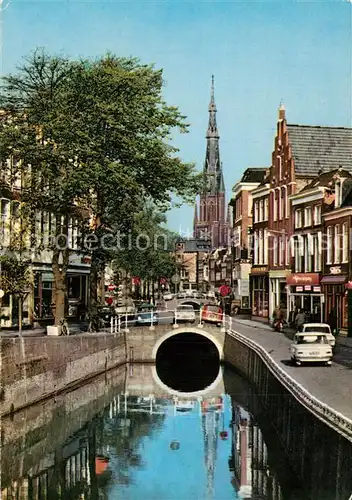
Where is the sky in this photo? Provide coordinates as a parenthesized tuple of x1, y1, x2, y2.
(1, 0, 351, 233)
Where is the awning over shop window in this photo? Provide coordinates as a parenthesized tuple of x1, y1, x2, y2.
(320, 275, 348, 284)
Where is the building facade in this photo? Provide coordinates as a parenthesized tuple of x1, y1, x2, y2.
(250, 177, 270, 320)
(267, 104, 352, 320)
(230, 167, 267, 311)
(193, 76, 230, 249)
(0, 160, 91, 328)
(322, 173, 352, 333)
(288, 169, 352, 325)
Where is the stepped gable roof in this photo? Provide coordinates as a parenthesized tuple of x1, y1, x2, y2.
(302, 168, 352, 192)
(240, 167, 267, 184)
(287, 125, 352, 177)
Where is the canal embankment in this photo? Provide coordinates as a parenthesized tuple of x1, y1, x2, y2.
(0, 333, 126, 416)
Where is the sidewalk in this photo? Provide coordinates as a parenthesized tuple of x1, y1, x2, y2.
(232, 316, 352, 349)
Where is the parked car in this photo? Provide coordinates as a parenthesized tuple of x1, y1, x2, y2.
(299, 323, 335, 348)
(290, 332, 333, 366)
(205, 291, 216, 300)
(163, 292, 174, 301)
(201, 304, 223, 326)
(135, 304, 159, 326)
(177, 292, 186, 299)
(174, 304, 196, 323)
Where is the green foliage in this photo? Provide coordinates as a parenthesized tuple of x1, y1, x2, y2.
(0, 255, 32, 296)
(113, 204, 177, 280)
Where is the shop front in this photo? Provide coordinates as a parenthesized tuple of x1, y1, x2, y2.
(286, 273, 323, 325)
(321, 274, 348, 333)
(268, 270, 289, 320)
(250, 267, 269, 320)
(34, 266, 90, 321)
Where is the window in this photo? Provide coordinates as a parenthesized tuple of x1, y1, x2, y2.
(259, 200, 264, 222)
(327, 226, 333, 265)
(254, 201, 259, 223)
(280, 189, 284, 220)
(313, 233, 321, 272)
(279, 237, 284, 266)
(264, 229, 268, 265)
(294, 237, 302, 273)
(342, 223, 349, 263)
(313, 205, 321, 225)
(285, 187, 289, 218)
(295, 209, 302, 229)
(285, 237, 290, 266)
(258, 229, 264, 264)
(304, 207, 312, 227)
(264, 198, 269, 221)
(273, 237, 278, 266)
(273, 192, 277, 221)
(277, 191, 281, 221)
(254, 230, 258, 265)
(334, 225, 340, 264)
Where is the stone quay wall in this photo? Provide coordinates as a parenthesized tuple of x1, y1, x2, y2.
(0, 333, 126, 416)
(222, 332, 352, 500)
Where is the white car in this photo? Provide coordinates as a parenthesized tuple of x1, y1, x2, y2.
(163, 292, 174, 301)
(299, 323, 335, 347)
(174, 305, 196, 323)
(290, 332, 333, 366)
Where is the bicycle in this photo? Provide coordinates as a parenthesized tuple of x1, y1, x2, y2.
(87, 315, 106, 333)
(59, 318, 70, 336)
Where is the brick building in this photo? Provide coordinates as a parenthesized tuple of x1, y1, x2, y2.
(288, 169, 352, 323)
(321, 173, 352, 333)
(193, 76, 230, 248)
(230, 167, 267, 311)
(250, 175, 270, 320)
(267, 104, 352, 320)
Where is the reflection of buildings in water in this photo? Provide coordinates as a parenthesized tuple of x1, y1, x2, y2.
(1, 435, 91, 500)
(229, 403, 284, 500)
(229, 404, 253, 499)
(200, 396, 225, 499)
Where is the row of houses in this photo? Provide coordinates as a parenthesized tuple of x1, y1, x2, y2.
(190, 105, 352, 335)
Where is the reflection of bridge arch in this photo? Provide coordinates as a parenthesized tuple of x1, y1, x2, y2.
(151, 364, 224, 398)
(151, 326, 223, 360)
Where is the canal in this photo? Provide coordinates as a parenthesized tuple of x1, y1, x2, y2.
(2, 361, 314, 500)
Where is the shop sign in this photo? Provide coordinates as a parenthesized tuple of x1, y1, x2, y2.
(313, 286, 321, 292)
(330, 266, 341, 275)
(286, 273, 320, 286)
(304, 286, 311, 291)
(251, 266, 268, 275)
(296, 286, 304, 292)
(240, 280, 250, 297)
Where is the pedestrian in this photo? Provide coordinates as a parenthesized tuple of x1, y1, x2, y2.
(295, 309, 305, 332)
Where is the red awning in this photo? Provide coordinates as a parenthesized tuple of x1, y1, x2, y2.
(320, 275, 348, 284)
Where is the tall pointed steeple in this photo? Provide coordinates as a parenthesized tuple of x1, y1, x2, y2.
(207, 75, 219, 139)
(194, 76, 229, 248)
(204, 75, 222, 193)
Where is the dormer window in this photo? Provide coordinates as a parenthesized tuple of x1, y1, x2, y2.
(335, 178, 346, 208)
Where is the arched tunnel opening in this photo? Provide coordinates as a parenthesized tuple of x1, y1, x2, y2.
(179, 301, 201, 311)
(155, 332, 220, 392)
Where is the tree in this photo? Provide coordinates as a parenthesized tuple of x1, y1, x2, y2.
(0, 50, 201, 324)
(112, 204, 177, 300)
(0, 255, 32, 333)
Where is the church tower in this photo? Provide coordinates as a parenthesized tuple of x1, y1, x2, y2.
(194, 76, 229, 248)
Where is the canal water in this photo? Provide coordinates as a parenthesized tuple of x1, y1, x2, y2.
(1, 363, 312, 500)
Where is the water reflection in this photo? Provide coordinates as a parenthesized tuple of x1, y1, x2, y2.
(2, 366, 309, 499)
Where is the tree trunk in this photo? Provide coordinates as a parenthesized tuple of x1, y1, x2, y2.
(89, 251, 100, 318)
(18, 296, 22, 335)
(52, 248, 69, 326)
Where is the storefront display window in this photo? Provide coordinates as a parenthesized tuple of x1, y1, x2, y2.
(252, 276, 269, 318)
